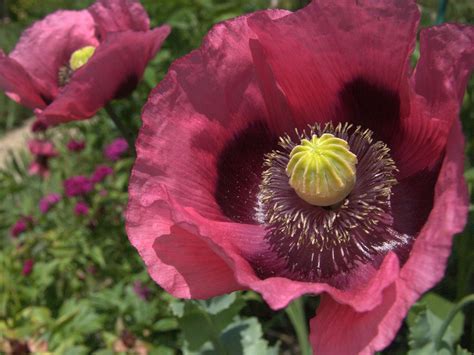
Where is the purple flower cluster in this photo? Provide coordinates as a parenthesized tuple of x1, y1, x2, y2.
(104, 138, 128, 161)
(22, 259, 34, 276)
(10, 216, 33, 238)
(64, 176, 93, 197)
(39, 193, 61, 214)
(91, 165, 114, 183)
(74, 201, 90, 216)
(133, 281, 151, 301)
(67, 139, 86, 152)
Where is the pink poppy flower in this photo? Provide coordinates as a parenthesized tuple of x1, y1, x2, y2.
(67, 139, 86, 152)
(126, 1, 473, 354)
(74, 201, 90, 216)
(91, 165, 114, 183)
(28, 139, 58, 177)
(22, 259, 35, 276)
(104, 137, 129, 161)
(64, 176, 93, 197)
(39, 193, 61, 214)
(0, 0, 170, 125)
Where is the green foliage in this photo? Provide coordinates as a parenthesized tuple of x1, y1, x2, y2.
(171, 293, 279, 354)
(407, 293, 466, 355)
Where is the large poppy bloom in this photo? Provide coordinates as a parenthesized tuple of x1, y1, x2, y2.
(126, 1, 473, 353)
(0, 0, 170, 125)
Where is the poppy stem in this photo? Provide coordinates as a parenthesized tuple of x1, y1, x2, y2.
(434, 294, 474, 350)
(285, 297, 312, 355)
(104, 103, 136, 156)
(435, 0, 448, 24)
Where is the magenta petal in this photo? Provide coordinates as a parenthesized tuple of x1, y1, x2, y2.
(414, 24, 474, 112)
(392, 24, 474, 179)
(0, 51, 47, 109)
(9, 10, 98, 99)
(89, 0, 150, 37)
(309, 119, 468, 354)
(247, 0, 419, 127)
(40, 27, 170, 125)
(127, 182, 243, 299)
(153, 223, 243, 299)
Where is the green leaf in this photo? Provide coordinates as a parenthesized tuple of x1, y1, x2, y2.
(407, 293, 465, 355)
(153, 318, 179, 332)
(455, 345, 471, 355)
(183, 317, 279, 355)
(173, 293, 278, 355)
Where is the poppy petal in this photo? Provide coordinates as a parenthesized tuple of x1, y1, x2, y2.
(0, 50, 47, 108)
(88, 0, 150, 38)
(247, 0, 419, 130)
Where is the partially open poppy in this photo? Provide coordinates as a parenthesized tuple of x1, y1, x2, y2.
(0, 0, 170, 125)
(126, 1, 472, 353)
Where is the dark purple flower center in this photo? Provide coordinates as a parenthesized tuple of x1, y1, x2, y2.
(215, 121, 413, 283)
(257, 123, 409, 281)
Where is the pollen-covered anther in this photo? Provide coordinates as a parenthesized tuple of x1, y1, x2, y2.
(69, 45, 96, 71)
(286, 133, 357, 207)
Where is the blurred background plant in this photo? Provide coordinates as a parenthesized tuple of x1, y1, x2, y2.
(0, 0, 473, 354)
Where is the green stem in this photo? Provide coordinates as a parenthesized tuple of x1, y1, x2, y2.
(434, 294, 474, 350)
(104, 103, 136, 156)
(202, 312, 228, 355)
(435, 0, 448, 24)
(285, 297, 312, 355)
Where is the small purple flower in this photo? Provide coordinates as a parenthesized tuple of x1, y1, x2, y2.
(10, 216, 32, 238)
(67, 139, 86, 152)
(104, 138, 128, 161)
(91, 165, 113, 183)
(133, 281, 151, 301)
(39, 193, 61, 214)
(74, 201, 89, 216)
(22, 259, 34, 276)
(11, 220, 27, 238)
(64, 176, 93, 197)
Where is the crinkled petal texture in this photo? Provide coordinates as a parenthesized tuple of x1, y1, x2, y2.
(126, 1, 472, 354)
(0, 10, 97, 107)
(89, 0, 150, 37)
(39, 27, 170, 124)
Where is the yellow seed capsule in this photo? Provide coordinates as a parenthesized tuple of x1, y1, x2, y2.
(286, 133, 357, 206)
(69, 46, 96, 71)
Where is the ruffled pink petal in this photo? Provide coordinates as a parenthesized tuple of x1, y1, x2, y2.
(414, 24, 474, 113)
(88, 0, 150, 38)
(247, 0, 419, 130)
(391, 24, 474, 179)
(129, 11, 288, 222)
(127, 11, 290, 299)
(0, 50, 47, 109)
(9, 10, 98, 99)
(309, 117, 468, 355)
(40, 26, 170, 125)
(127, 181, 242, 299)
